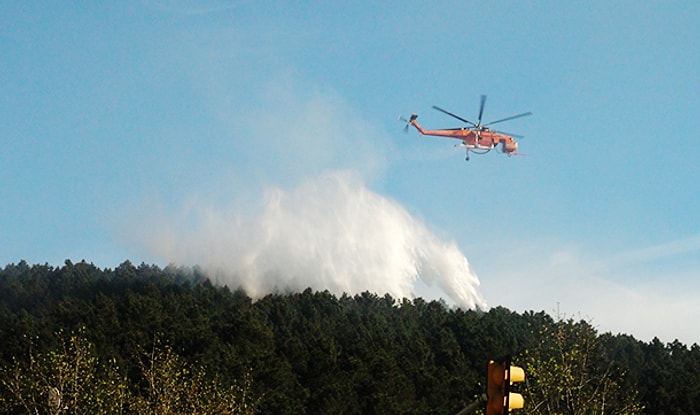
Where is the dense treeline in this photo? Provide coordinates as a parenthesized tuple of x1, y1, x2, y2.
(1, 260, 699, 414)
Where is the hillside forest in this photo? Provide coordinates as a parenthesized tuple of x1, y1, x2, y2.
(1, 260, 699, 414)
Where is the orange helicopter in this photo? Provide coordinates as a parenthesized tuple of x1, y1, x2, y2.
(400, 95, 531, 161)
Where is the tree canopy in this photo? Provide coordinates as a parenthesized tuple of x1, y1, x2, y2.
(0, 260, 697, 414)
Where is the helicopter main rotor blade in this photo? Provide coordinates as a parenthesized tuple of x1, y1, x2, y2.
(432, 106, 477, 127)
(485, 112, 532, 126)
(494, 130, 524, 139)
(477, 94, 486, 125)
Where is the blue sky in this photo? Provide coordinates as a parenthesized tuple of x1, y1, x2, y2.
(2, 1, 700, 344)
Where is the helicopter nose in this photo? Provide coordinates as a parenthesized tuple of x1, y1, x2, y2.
(502, 140, 518, 154)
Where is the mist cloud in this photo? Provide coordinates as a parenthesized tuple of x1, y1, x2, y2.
(136, 171, 486, 309)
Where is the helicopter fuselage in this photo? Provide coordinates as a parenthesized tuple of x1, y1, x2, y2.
(410, 122, 518, 155)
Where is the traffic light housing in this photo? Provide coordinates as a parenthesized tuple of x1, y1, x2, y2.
(486, 356, 525, 415)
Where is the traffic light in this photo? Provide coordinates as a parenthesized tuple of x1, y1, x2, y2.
(485, 356, 525, 415)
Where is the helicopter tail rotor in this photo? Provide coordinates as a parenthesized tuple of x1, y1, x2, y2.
(398, 114, 417, 133)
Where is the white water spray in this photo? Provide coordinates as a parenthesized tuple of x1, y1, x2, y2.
(138, 171, 486, 309)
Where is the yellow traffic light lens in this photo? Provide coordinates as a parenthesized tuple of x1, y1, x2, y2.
(508, 393, 524, 410)
(509, 366, 525, 383)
